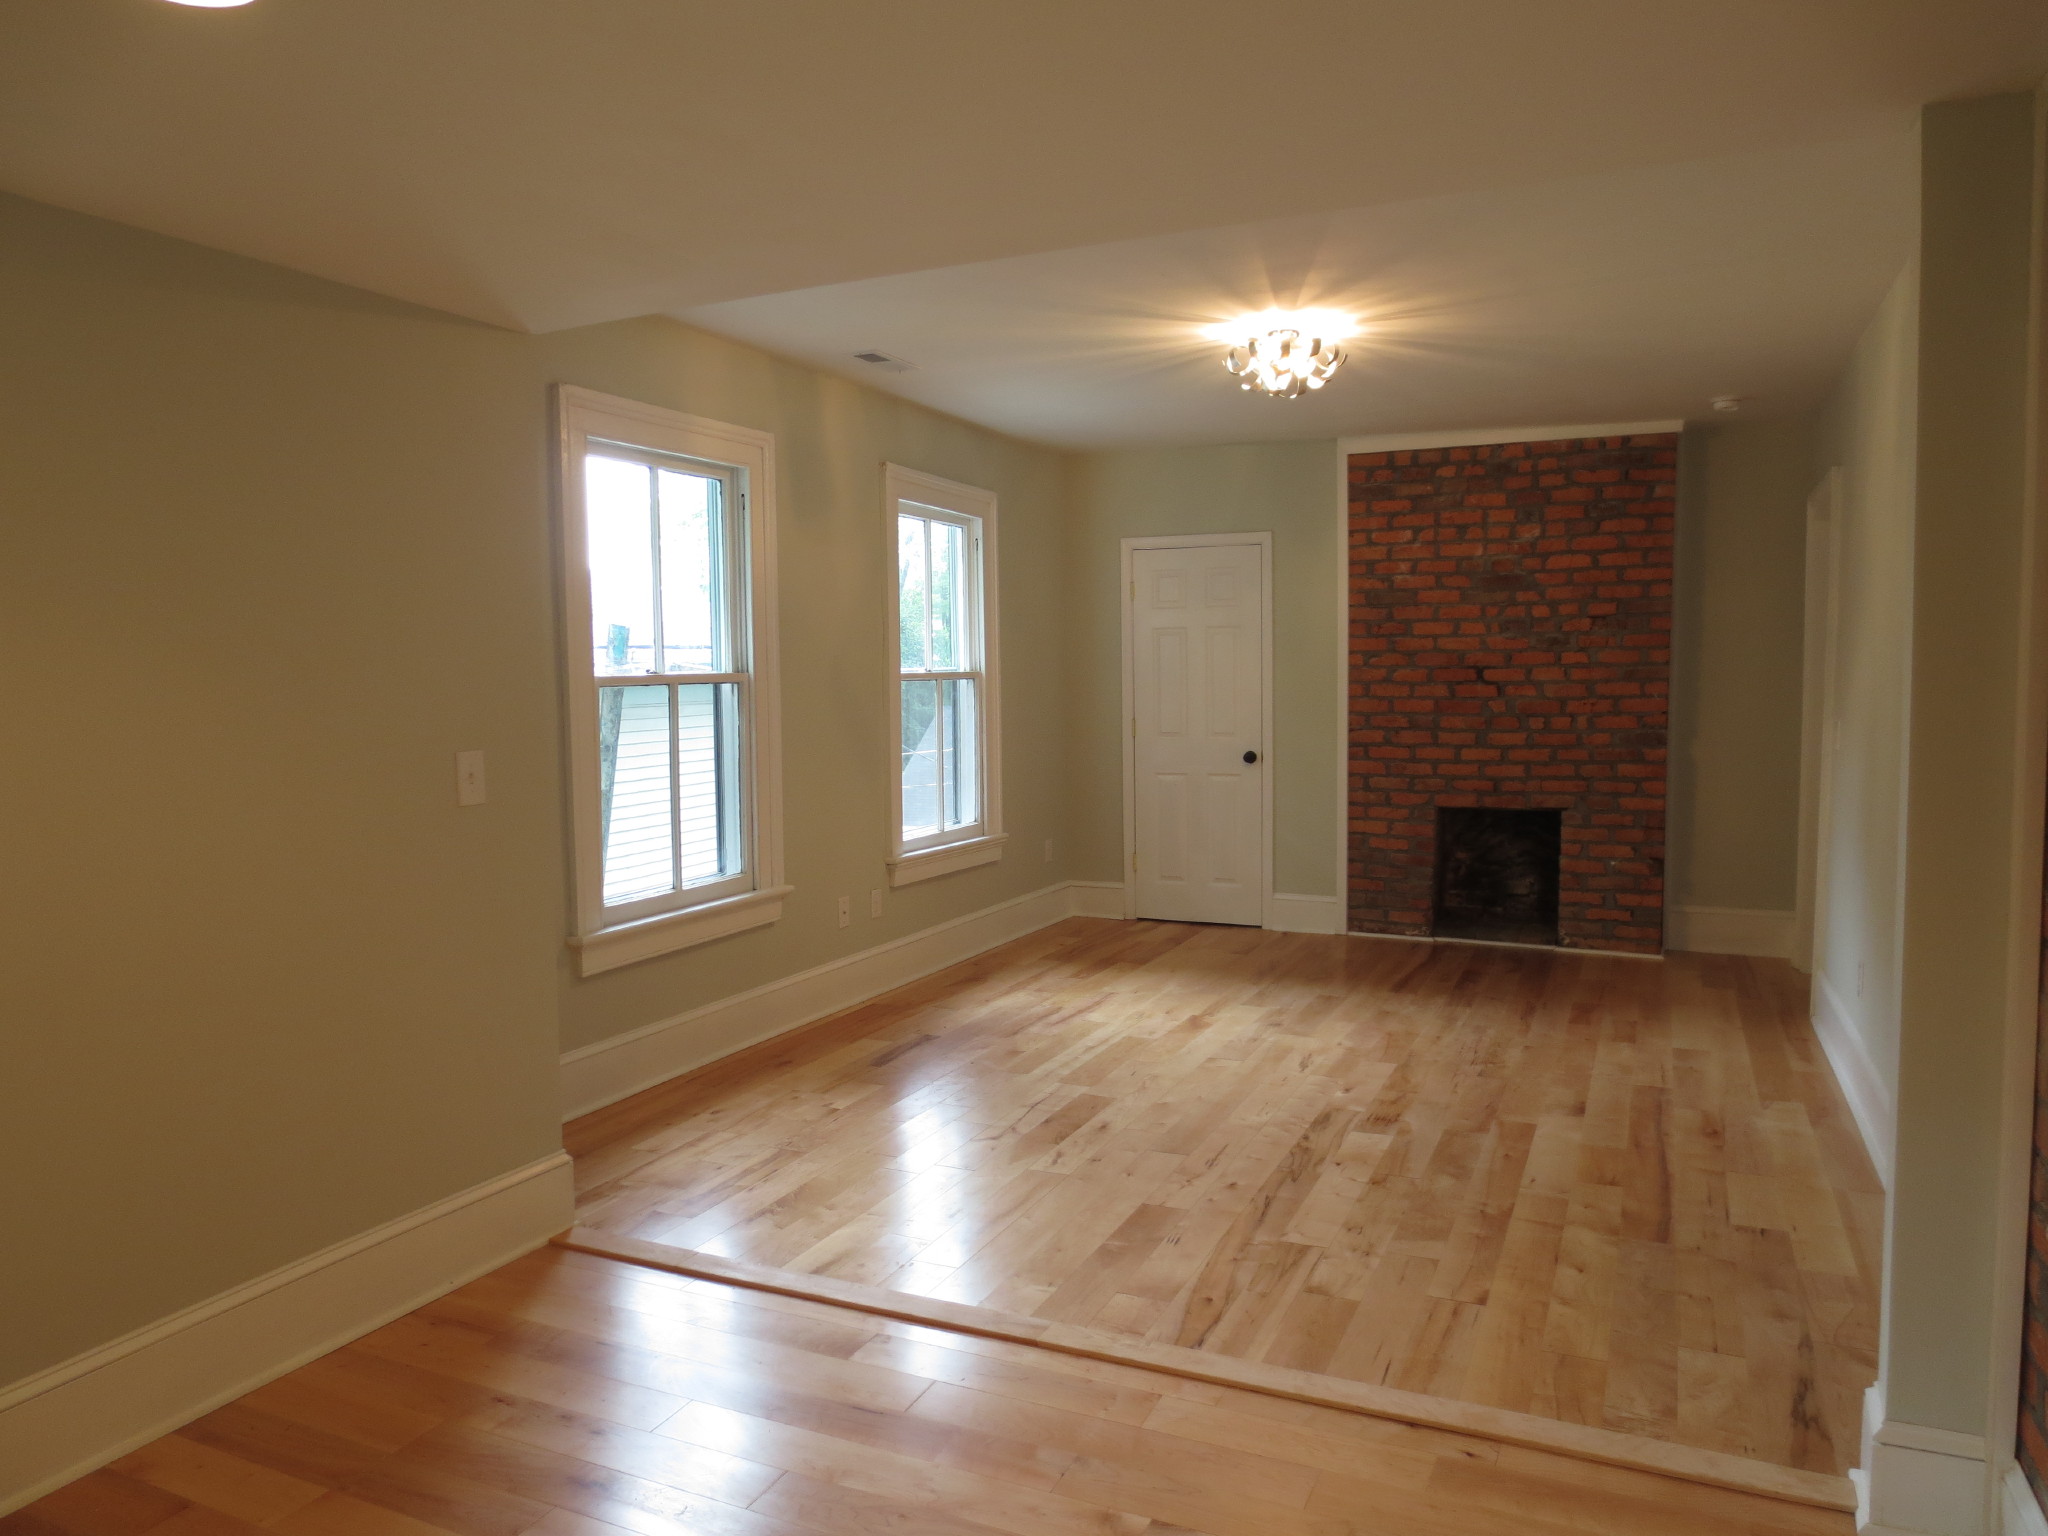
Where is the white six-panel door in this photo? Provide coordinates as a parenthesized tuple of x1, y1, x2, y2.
(1128, 540, 1266, 925)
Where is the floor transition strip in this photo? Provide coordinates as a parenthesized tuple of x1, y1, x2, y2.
(555, 1225, 1857, 1515)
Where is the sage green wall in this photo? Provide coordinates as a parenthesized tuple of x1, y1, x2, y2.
(1811, 264, 1918, 1150)
(9, 90, 2035, 1461)
(1668, 419, 1814, 915)
(0, 196, 1079, 1394)
(1886, 90, 2041, 1438)
(0, 195, 564, 1385)
(1066, 443, 1343, 897)
(1069, 432, 1812, 919)
(537, 321, 1076, 1057)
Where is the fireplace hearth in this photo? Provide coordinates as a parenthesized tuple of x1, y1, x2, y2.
(1432, 806, 1561, 946)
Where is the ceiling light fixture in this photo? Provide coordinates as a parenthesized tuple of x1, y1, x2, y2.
(161, 0, 259, 8)
(1203, 309, 1354, 399)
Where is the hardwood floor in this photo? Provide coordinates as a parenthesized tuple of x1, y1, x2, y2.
(2, 1246, 1851, 1536)
(568, 919, 1882, 1477)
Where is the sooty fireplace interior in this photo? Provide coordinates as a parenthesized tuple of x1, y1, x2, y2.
(1433, 807, 1562, 946)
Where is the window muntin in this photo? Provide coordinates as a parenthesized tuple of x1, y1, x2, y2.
(895, 497, 989, 854)
(558, 387, 783, 972)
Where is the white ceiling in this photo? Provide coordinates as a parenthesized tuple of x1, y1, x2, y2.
(2, 0, 2041, 445)
(683, 134, 1918, 447)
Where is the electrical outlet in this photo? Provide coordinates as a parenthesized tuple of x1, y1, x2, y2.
(869, 888, 883, 918)
(837, 895, 851, 929)
(455, 750, 487, 806)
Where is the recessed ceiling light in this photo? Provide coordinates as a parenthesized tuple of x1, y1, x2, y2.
(161, 1, 259, 8)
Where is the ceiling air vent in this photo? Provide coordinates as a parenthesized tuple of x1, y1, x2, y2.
(853, 350, 915, 373)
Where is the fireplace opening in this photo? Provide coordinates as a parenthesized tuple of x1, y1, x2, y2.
(1432, 807, 1562, 946)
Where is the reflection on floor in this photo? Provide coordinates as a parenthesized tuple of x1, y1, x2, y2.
(570, 918, 1881, 1477)
(1, 1245, 1853, 1536)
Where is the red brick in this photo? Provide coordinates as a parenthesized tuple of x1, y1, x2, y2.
(1345, 432, 1672, 953)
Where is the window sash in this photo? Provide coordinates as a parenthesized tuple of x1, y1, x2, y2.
(898, 506, 980, 676)
(560, 391, 781, 952)
(895, 500, 988, 854)
(595, 677, 751, 921)
(579, 441, 754, 914)
(899, 674, 981, 850)
(582, 442, 741, 682)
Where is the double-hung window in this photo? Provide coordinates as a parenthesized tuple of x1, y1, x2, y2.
(557, 386, 785, 973)
(887, 465, 1003, 885)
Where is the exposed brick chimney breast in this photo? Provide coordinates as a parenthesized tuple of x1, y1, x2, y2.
(1346, 434, 1676, 954)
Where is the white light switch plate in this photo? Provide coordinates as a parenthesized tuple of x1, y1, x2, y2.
(455, 750, 487, 806)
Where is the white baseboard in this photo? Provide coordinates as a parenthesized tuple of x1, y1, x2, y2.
(1067, 880, 1127, 919)
(561, 881, 1088, 1120)
(1666, 904, 1797, 959)
(1814, 969, 1897, 1188)
(0, 1152, 572, 1516)
(1268, 892, 1345, 934)
(1059, 881, 1345, 934)
(2005, 1467, 2048, 1536)
(1855, 1387, 1992, 1536)
(559, 880, 1354, 1122)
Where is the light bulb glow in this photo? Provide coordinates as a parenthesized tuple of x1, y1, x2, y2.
(1200, 308, 1357, 344)
(161, 1, 259, 8)
(1220, 327, 1345, 399)
(1200, 309, 1354, 398)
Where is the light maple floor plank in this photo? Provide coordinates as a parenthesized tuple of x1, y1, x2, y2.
(568, 919, 1881, 1476)
(558, 1226, 1852, 1511)
(2, 1248, 1853, 1536)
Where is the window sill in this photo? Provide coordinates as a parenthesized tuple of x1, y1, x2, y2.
(571, 884, 793, 976)
(887, 834, 1006, 887)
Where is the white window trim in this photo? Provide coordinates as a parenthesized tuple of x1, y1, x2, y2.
(556, 385, 786, 974)
(884, 463, 1003, 887)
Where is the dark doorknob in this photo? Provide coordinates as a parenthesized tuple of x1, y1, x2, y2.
(1243, 750, 1259, 764)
